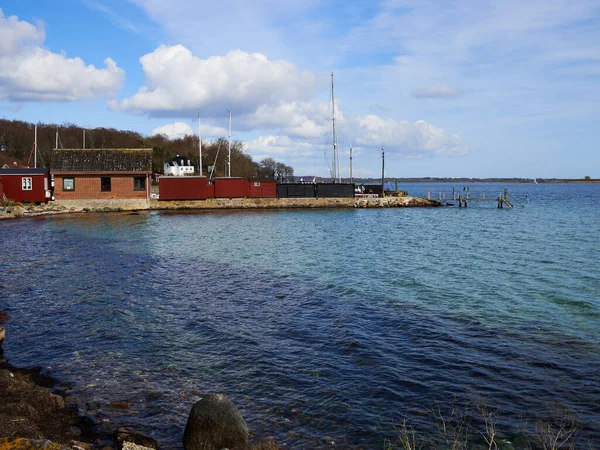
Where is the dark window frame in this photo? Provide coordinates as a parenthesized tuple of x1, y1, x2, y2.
(133, 176, 146, 191)
(63, 177, 75, 191)
(101, 177, 111, 192)
(22, 177, 33, 191)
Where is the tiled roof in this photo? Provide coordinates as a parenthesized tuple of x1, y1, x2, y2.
(51, 149, 152, 172)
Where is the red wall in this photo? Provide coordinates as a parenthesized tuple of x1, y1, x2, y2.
(214, 178, 248, 198)
(248, 180, 277, 198)
(0, 173, 48, 203)
(206, 183, 215, 199)
(159, 176, 208, 200)
(54, 175, 148, 200)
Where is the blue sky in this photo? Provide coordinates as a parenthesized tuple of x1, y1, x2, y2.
(1, 0, 599, 178)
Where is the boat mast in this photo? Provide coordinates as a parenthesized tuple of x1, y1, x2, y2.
(349, 145, 353, 183)
(381, 147, 385, 198)
(198, 111, 203, 176)
(227, 110, 232, 178)
(34, 125, 37, 168)
(331, 72, 338, 183)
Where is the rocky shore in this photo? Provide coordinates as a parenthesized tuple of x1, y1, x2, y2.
(0, 196, 441, 220)
(0, 319, 280, 450)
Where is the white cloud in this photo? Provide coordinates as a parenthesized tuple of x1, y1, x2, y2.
(152, 122, 194, 139)
(245, 135, 316, 160)
(242, 101, 331, 139)
(152, 121, 230, 139)
(0, 9, 124, 102)
(412, 85, 460, 99)
(113, 45, 315, 116)
(348, 115, 467, 157)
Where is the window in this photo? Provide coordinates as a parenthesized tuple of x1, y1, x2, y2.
(22, 177, 32, 190)
(63, 177, 75, 191)
(254, 181, 261, 187)
(134, 176, 146, 191)
(101, 177, 111, 192)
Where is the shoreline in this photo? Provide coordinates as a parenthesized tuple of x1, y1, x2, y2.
(0, 196, 441, 221)
(0, 322, 278, 450)
(0, 358, 108, 449)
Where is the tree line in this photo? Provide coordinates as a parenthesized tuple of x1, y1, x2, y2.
(0, 119, 294, 181)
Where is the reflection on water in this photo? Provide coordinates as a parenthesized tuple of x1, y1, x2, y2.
(1, 183, 599, 448)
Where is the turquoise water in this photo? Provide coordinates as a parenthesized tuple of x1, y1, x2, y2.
(1, 183, 599, 448)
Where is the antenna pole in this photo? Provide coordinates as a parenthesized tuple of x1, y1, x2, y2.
(34, 125, 37, 168)
(381, 147, 385, 198)
(227, 110, 232, 178)
(349, 145, 353, 183)
(198, 111, 202, 176)
(331, 72, 338, 183)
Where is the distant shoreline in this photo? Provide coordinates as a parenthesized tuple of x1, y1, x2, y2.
(350, 178, 600, 184)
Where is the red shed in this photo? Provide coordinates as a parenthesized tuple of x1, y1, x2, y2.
(248, 179, 277, 198)
(0, 168, 52, 203)
(214, 177, 248, 198)
(159, 176, 208, 200)
(206, 181, 215, 199)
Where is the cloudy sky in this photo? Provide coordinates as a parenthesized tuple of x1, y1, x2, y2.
(1, 0, 599, 178)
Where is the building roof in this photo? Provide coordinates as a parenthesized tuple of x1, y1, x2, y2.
(167, 155, 193, 167)
(0, 168, 49, 176)
(51, 149, 152, 173)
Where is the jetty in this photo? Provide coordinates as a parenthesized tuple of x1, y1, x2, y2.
(426, 187, 527, 208)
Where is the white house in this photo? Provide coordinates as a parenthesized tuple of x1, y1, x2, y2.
(164, 155, 195, 176)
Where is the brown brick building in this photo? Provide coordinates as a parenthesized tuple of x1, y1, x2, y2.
(51, 149, 152, 200)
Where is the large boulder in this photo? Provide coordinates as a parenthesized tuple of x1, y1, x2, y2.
(183, 394, 248, 450)
(0, 326, 5, 350)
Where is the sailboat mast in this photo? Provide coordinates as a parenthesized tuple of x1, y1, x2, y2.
(331, 72, 338, 183)
(381, 147, 385, 198)
(34, 125, 37, 168)
(227, 110, 232, 178)
(198, 112, 203, 176)
(349, 145, 353, 183)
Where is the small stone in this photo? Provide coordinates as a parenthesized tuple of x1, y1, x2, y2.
(114, 427, 159, 450)
(109, 401, 131, 410)
(52, 393, 65, 409)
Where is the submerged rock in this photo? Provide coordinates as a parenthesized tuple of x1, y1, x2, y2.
(183, 394, 248, 450)
(114, 427, 159, 450)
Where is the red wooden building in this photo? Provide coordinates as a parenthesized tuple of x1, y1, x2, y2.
(213, 177, 248, 198)
(248, 179, 277, 198)
(156, 177, 277, 200)
(0, 168, 53, 203)
(159, 176, 208, 200)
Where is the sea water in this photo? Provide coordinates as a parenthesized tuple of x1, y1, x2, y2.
(1, 183, 599, 448)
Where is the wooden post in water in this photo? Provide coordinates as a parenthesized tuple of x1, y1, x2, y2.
(498, 194, 502, 208)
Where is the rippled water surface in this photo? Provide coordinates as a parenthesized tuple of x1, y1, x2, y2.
(1, 183, 599, 448)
